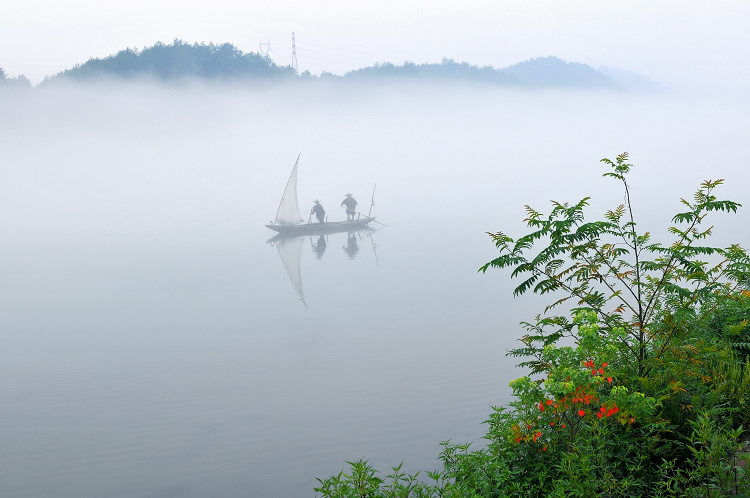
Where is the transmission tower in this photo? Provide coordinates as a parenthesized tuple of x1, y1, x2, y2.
(258, 41, 271, 57)
(291, 32, 298, 75)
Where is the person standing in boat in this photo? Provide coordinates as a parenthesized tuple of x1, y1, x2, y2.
(310, 200, 326, 224)
(341, 193, 358, 221)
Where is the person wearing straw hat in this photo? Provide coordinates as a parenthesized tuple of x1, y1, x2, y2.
(310, 200, 325, 224)
(340, 193, 358, 221)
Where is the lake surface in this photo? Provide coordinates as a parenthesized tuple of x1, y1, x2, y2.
(1, 82, 748, 497)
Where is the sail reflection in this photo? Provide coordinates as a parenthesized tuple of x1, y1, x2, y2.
(267, 228, 381, 305)
(269, 234, 307, 306)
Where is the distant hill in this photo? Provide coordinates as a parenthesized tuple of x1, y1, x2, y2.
(502, 56, 617, 88)
(597, 65, 665, 93)
(44, 39, 295, 83)
(14, 40, 658, 91)
(336, 58, 522, 86)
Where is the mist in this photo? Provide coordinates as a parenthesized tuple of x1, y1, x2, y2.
(1, 80, 749, 496)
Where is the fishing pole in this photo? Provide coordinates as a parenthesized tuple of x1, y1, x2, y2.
(368, 183, 376, 218)
(352, 211, 386, 227)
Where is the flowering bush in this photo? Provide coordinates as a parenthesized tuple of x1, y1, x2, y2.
(507, 312, 656, 453)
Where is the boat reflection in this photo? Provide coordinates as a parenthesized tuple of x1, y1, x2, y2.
(267, 228, 381, 306)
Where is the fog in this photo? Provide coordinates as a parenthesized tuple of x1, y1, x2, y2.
(1, 81, 749, 496)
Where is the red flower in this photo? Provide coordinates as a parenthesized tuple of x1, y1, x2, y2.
(561, 424, 566, 428)
(550, 422, 555, 426)
(602, 362, 608, 368)
(598, 368, 605, 375)
(546, 399, 553, 406)
(607, 377, 613, 385)
(578, 409, 585, 417)
(597, 412, 603, 419)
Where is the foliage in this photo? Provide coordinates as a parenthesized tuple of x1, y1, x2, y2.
(314, 460, 448, 497)
(480, 152, 749, 379)
(655, 409, 750, 497)
(316, 153, 750, 497)
(699, 294, 750, 362)
(438, 312, 664, 497)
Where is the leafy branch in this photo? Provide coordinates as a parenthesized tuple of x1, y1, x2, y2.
(481, 153, 750, 377)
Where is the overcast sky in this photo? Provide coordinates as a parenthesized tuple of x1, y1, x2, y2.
(2, 0, 749, 88)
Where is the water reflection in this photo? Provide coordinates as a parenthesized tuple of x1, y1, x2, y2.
(343, 232, 359, 260)
(267, 228, 380, 305)
(313, 234, 327, 260)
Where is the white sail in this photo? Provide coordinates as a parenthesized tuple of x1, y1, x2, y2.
(274, 154, 304, 225)
(273, 236, 306, 306)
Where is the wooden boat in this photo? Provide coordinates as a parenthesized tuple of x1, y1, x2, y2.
(266, 217, 373, 235)
(265, 154, 376, 236)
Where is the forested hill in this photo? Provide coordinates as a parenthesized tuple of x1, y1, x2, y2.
(2, 39, 660, 90)
(46, 40, 294, 83)
(0, 66, 31, 87)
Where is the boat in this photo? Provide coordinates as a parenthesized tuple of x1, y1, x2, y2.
(265, 154, 376, 235)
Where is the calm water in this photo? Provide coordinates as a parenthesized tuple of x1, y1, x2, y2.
(1, 83, 748, 497)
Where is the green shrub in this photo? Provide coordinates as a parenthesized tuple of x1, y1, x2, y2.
(316, 153, 750, 497)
